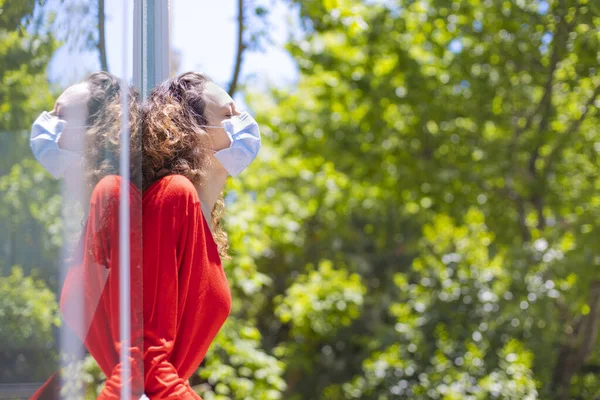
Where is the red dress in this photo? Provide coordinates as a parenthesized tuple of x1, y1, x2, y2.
(31, 174, 231, 399)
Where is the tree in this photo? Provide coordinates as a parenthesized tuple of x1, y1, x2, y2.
(228, 0, 272, 96)
(197, 0, 600, 398)
(0, 0, 64, 385)
(3, 0, 599, 398)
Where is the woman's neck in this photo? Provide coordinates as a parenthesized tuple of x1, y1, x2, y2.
(197, 164, 228, 229)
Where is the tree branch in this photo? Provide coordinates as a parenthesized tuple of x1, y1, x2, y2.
(505, 0, 570, 233)
(515, 194, 532, 242)
(541, 85, 600, 180)
(523, 0, 583, 231)
(580, 364, 600, 375)
(510, 8, 563, 150)
(551, 280, 600, 400)
(97, 0, 108, 71)
(573, 281, 600, 371)
(228, 0, 245, 96)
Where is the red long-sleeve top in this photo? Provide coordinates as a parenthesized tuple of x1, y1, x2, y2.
(31, 174, 231, 399)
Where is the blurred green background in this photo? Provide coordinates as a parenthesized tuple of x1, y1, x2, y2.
(1, 0, 599, 399)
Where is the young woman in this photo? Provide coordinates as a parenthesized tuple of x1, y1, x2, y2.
(137, 71, 260, 398)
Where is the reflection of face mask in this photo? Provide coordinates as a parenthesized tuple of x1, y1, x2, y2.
(30, 111, 82, 179)
(206, 112, 261, 178)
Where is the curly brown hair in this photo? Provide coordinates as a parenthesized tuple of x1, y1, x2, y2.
(82, 71, 142, 201)
(141, 72, 230, 259)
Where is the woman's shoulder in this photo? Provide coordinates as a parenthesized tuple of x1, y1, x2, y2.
(89, 175, 121, 204)
(160, 174, 196, 191)
(95, 174, 121, 192)
(145, 174, 199, 203)
(91, 175, 141, 203)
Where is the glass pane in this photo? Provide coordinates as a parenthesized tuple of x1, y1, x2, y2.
(0, 0, 140, 398)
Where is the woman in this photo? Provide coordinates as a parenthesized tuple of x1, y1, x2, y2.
(29, 71, 143, 399)
(137, 71, 260, 398)
(33, 71, 260, 399)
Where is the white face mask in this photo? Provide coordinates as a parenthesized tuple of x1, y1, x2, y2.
(205, 111, 261, 178)
(29, 111, 83, 179)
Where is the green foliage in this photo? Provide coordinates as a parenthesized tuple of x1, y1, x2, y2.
(330, 211, 540, 399)
(208, 0, 600, 398)
(1, 0, 599, 398)
(0, 0, 44, 31)
(198, 317, 287, 399)
(275, 259, 366, 339)
(54, 353, 106, 399)
(0, 159, 63, 279)
(0, 266, 59, 348)
(0, 266, 60, 381)
(0, 0, 61, 280)
(0, 0, 63, 387)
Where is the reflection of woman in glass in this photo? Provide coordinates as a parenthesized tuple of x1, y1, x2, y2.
(30, 71, 143, 399)
(138, 72, 260, 398)
(30, 71, 142, 208)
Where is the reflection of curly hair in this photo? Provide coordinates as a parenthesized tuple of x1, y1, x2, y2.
(65, 72, 141, 264)
(141, 72, 230, 259)
(83, 71, 142, 200)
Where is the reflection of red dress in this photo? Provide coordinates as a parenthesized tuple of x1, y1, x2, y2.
(31, 175, 231, 399)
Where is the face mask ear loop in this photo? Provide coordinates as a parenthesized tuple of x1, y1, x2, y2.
(200, 113, 237, 130)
